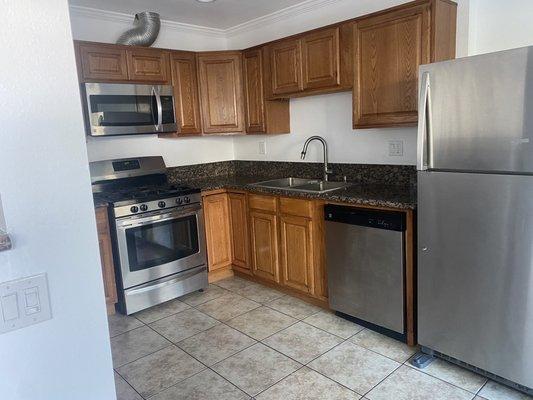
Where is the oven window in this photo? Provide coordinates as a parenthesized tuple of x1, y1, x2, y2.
(125, 215, 199, 271)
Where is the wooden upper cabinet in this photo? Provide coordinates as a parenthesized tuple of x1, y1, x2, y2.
(203, 193, 232, 271)
(198, 52, 245, 134)
(126, 48, 170, 83)
(78, 43, 128, 81)
(302, 27, 340, 90)
(250, 210, 279, 283)
(353, 0, 456, 128)
(243, 49, 266, 133)
(228, 193, 250, 273)
(170, 51, 202, 135)
(270, 39, 303, 96)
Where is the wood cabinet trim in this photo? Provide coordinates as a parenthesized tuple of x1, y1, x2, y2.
(78, 43, 128, 82)
(95, 207, 118, 315)
(243, 49, 267, 133)
(228, 193, 251, 273)
(197, 52, 246, 134)
(270, 39, 303, 95)
(279, 214, 315, 294)
(353, 3, 431, 128)
(126, 48, 170, 83)
(301, 27, 341, 90)
(169, 51, 202, 135)
(249, 210, 280, 282)
(203, 193, 232, 271)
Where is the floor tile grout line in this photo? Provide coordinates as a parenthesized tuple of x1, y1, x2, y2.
(401, 357, 489, 395)
(360, 359, 404, 398)
(252, 364, 310, 398)
(113, 367, 146, 400)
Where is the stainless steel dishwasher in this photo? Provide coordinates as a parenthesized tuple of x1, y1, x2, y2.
(325, 205, 406, 340)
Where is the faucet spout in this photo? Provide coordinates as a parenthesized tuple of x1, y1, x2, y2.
(300, 135, 332, 181)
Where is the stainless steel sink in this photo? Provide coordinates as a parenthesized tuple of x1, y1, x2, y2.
(250, 177, 351, 194)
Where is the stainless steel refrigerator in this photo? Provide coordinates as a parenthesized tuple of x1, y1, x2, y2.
(417, 46, 533, 393)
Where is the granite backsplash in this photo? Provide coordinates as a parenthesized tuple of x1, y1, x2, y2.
(167, 160, 416, 187)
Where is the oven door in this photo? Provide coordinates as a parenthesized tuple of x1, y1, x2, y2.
(84, 83, 177, 136)
(115, 204, 206, 289)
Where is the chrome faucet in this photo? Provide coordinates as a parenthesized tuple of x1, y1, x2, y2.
(300, 136, 333, 182)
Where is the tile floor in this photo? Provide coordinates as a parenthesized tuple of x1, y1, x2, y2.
(109, 276, 531, 400)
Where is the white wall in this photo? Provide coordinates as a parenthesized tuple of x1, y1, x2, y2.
(230, 0, 470, 165)
(70, 7, 235, 166)
(234, 92, 418, 164)
(468, 0, 533, 55)
(0, 1, 116, 399)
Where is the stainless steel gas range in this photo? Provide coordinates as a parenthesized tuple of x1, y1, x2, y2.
(90, 156, 208, 315)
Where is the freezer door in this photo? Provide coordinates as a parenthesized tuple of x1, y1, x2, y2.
(418, 171, 533, 388)
(418, 46, 533, 173)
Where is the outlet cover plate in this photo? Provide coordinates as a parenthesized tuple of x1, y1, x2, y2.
(0, 273, 52, 334)
(389, 140, 404, 157)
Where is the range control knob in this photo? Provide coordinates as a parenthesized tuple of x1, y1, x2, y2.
(139, 204, 148, 212)
(184, 196, 190, 204)
(130, 206, 139, 213)
(176, 198, 183, 205)
(158, 201, 166, 208)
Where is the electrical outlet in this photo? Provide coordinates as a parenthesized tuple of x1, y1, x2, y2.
(258, 141, 266, 155)
(388, 140, 404, 157)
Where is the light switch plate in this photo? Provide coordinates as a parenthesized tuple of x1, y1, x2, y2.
(388, 140, 404, 157)
(0, 273, 52, 334)
(258, 141, 267, 155)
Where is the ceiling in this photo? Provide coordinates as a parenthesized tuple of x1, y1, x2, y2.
(68, 0, 310, 30)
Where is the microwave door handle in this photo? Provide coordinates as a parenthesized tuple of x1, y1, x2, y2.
(154, 86, 163, 131)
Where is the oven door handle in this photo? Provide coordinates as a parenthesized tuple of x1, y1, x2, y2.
(117, 205, 201, 228)
(126, 266, 206, 296)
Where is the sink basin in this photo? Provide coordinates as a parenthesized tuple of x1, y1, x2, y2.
(250, 177, 317, 189)
(251, 177, 351, 194)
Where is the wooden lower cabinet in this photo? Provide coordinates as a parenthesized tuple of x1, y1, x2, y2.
(228, 193, 251, 274)
(280, 214, 314, 294)
(95, 207, 118, 315)
(249, 210, 280, 283)
(203, 193, 232, 271)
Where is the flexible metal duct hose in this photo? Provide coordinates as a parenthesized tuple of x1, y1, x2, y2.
(116, 12, 161, 47)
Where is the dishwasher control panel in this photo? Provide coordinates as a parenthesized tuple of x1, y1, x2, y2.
(325, 205, 405, 232)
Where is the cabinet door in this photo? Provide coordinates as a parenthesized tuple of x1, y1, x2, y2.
(127, 48, 170, 83)
(203, 194, 232, 271)
(270, 39, 303, 95)
(78, 43, 128, 81)
(198, 52, 245, 134)
(171, 52, 202, 134)
(353, 4, 430, 128)
(243, 49, 266, 133)
(95, 207, 118, 314)
(302, 27, 340, 90)
(250, 211, 279, 282)
(280, 215, 314, 294)
(228, 193, 250, 273)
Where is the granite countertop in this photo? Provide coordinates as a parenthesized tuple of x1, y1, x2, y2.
(181, 175, 417, 210)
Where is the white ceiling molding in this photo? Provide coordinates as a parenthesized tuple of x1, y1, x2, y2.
(224, 0, 342, 38)
(69, 0, 343, 41)
(69, 5, 226, 38)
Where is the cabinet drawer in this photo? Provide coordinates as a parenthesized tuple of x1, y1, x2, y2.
(248, 194, 277, 213)
(280, 197, 313, 218)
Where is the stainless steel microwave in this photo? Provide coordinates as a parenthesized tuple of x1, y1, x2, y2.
(83, 83, 177, 136)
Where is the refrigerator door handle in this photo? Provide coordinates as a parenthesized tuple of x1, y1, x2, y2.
(417, 72, 432, 171)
